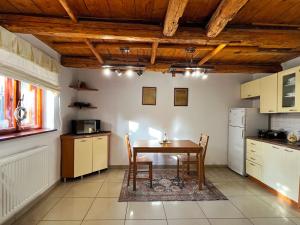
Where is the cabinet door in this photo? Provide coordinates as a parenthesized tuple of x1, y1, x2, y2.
(241, 80, 260, 99)
(260, 73, 278, 113)
(74, 138, 93, 177)
(278, 66, 300, 112)
(262, 144, 284, 190)
(92, 136, 108, 171)
(281, 147, 300, 201)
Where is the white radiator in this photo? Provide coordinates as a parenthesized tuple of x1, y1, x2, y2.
(0, 146, 49, 223)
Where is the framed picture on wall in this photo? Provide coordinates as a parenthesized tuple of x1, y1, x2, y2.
(142, 87, 156, 105)
(174, 88, 188, 106)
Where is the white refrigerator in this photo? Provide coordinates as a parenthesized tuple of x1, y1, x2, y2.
(228, 108, 268, 176)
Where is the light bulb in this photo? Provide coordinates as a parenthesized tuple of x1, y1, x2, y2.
(184, 70, 191, 77)
(202, 74, 208, 80)
(103, 68, 111, 76)
(126, 69, 134, 77)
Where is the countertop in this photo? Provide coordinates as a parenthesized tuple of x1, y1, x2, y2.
(61, 131, 111, 139)
(247, 136, 300, 151)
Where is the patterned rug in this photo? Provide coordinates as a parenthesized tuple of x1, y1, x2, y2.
(119, 169, 227, 202)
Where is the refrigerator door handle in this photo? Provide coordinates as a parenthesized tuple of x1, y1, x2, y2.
(242, 129, 244, 138)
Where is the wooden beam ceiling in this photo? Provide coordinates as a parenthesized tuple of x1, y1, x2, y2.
(85, 40, 104, 64)
(206, 0, 249, 38)
(58, 0, 78, 23)
(2, 15, 300, 49)
(198, 44, 227, 65)
(61, 55, 281, 73)
(163, 0, 189, 36)
(150, 42, 159, 64)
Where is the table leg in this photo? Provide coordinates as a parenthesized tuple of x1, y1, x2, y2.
(187, 153, 190, 175)
(133, 151, 137, 191)
(198, 152, 203, 190)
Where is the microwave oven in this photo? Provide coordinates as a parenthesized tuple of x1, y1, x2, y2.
(71, 120, 101, 135)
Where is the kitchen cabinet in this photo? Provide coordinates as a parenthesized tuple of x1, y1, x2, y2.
(241, 79, 260, 99)
(74, 138, 93, 177)
(278, 66, 300, 112)
(260, 73, 278, 113)
(247, 138, 300, 203)
(61, 132, 111, 179)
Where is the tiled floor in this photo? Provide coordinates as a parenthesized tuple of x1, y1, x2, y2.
(11, 167, 300, 225)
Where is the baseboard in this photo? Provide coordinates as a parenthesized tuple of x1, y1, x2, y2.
(3, 179, 61, 225)
(249, 176, 300, 210)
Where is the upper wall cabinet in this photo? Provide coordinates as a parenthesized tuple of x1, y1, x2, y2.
(278, 66, 300, 112)
(241, 79, 260, 99)
(260, 73, 278, 113)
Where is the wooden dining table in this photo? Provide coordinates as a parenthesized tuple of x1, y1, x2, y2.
(132, 140, 204, 191)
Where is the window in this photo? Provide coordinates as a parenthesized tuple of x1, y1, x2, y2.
(0, 74, 43, 133)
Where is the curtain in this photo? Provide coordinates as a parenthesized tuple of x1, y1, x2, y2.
(0, 27, 60, 92)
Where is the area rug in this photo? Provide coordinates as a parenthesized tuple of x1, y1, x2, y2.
(119, 169, 227, 202)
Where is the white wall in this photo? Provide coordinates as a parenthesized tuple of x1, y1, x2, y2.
(74, 69, 252, 165)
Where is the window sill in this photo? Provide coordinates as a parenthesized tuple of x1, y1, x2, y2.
(0, 128, 57, 142)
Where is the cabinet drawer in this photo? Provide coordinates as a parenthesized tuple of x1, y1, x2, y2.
(247, 151, 263, 165)
(246, 139, 262, 155)
(246, 160, 262, 180)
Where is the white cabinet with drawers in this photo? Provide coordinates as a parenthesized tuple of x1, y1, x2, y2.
(246, 138, 300, 202)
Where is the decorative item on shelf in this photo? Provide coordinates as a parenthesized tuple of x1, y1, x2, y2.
(69, 81, 98, 91)
(287, 132, 298, 143)
(69, 101, 97, 109)
(14, 94, 27, 131)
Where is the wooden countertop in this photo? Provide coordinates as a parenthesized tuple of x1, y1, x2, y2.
(247, 136, 300, 151)
(61, 131, 111, 139)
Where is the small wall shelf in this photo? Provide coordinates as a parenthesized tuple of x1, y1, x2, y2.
(69, 85, 98, 91)
(68, 104, 98, 109)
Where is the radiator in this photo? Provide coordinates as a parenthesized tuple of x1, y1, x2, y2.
(0, 146, 49, 223)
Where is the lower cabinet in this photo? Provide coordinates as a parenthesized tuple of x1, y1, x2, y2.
(246, 139, 300, 202)
(61, 133, 110, 179)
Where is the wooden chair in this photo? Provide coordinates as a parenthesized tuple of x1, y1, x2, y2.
(125, 134, 153, 188)
(177, 134, 209, 184)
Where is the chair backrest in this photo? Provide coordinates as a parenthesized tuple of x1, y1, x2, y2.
(199, 133, 209, 161)
(125, 134, 132, 164)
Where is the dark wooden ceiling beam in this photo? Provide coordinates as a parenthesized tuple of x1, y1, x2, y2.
(150, 42, 159, 64)
(58, 0, 78, 23)
(163, 0, 189, 36)
(198, 44, 227, 65)
(85, 39, 104, 64)
(206, 0, 249, 38)
(2, 15, 300, 48)
(61, 55, 281, 73)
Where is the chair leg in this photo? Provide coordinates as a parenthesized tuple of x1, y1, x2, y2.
(127, 164, 131, 186)
(187, 153, 190, 174)
(202, 162, 206, 185)
(149, 163, 153, 188)
(177, 157, 180, 178)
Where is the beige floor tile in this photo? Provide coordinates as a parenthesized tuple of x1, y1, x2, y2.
(250, 218, 295, 225)
(163, 201, 205, 219)
(38, 221, 81, 225)
(47, 183, 74, 198)
(65, 182, 103, 197)
(229, 196, 285, 218)
(206, 168, 246, 183)
(14, 197, 61, 225)
(126, 202, 165, 219)
(82, 221, 125, 225)
(291, 218, 300, 224)
(209, 219, 253, 225)
(85, 198, 127, 220)
(258, 195, 300, 217)
(198, 200, 245, 218)
(80, 172, 108, 183)
(214, 182, 254, 197)
(97, 182, 122, 197)
(125, 220, 167, 225)
(106, 170, 125, 182)
(167, 219, 210, 225)
(43, 198, 93, 220)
